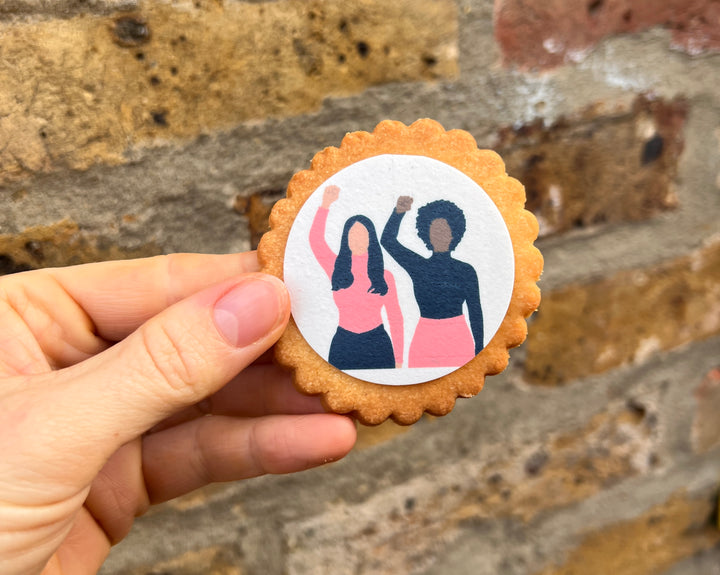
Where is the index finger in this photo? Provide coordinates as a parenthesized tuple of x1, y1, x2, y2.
(47, 252, 259, 341)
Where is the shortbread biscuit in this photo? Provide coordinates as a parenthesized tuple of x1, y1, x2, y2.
(258, 119, 542, 425)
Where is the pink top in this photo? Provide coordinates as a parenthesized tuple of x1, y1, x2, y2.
(310, 207, 404, 365)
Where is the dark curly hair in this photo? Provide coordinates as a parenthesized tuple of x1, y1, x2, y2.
(415, 200, 466, 252)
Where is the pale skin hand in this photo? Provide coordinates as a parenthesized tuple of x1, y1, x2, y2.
(322, 185, 340, 208)
(0, 253, 357, 575)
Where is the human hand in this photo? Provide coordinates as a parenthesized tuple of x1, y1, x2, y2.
(396, 196, 413, 213)
(0, 253, 356, 575)
(322, 185, 340, 208)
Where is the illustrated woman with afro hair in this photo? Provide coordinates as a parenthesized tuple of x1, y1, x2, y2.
(382, 196, 483, 368)
(309, 185, 404, 370)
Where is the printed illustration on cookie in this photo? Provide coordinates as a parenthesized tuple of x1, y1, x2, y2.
(382, 196, 483, 368)
(309, 185, 404, 370)
(282, 153, 515, 386)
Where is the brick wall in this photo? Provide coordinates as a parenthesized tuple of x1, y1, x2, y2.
(1, 1, 719, 574)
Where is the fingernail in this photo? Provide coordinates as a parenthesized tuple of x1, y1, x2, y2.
(213, 278, 286, 347)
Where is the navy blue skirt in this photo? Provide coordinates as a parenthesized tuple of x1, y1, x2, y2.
(328, 324, 395, 370)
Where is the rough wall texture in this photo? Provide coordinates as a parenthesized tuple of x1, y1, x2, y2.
(1, 0, 719, 574)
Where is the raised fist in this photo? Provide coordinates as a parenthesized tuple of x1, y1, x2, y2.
(322, 185, 340, 208)
(395, 196, 413, 214)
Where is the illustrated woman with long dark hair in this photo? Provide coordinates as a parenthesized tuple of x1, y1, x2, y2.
(381, 196, 483, 368)
(309, 185, 404, 370)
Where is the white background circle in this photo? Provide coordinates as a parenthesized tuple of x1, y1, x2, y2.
(284, 154, 514, 385)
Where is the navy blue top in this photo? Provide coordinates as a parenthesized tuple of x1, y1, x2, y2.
(381, 210, 484, 353)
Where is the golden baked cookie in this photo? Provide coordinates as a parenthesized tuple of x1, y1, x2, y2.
(258, 119, 542, 425)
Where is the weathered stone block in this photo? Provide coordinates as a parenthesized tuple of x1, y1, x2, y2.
(450, 404, 659, 524)
(498, 96, 686, 237)
(0, 220, 160, 275)
(284, 402, 658, 574)
(525, 240, 720, 385)
(534, 491, 720, 575)
(0, 0, 458, 184)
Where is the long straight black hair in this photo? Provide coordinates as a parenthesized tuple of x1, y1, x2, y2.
(331, 215, 388, 295)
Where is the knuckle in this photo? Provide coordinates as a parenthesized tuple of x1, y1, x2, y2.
(139, 320, 203, 399)
(189, 421, 215, 484)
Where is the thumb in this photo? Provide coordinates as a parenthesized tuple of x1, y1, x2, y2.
(24, 273, 290, 479)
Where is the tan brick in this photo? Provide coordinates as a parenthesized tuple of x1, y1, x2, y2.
(0, 220, 160, 274)
(495, 0, 720, 70)
(128, 545, 243, 575)
(693, 367, 720, 454)
(534, 491, 720, 575)
(0, 0, 458, 183)
(525, 240, 720, 385)
(499, 96, 685, 237)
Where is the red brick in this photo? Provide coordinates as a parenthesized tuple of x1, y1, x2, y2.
(495, 0, 720, 70)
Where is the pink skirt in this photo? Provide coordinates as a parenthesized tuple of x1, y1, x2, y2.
(408, 315, 476, 368)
